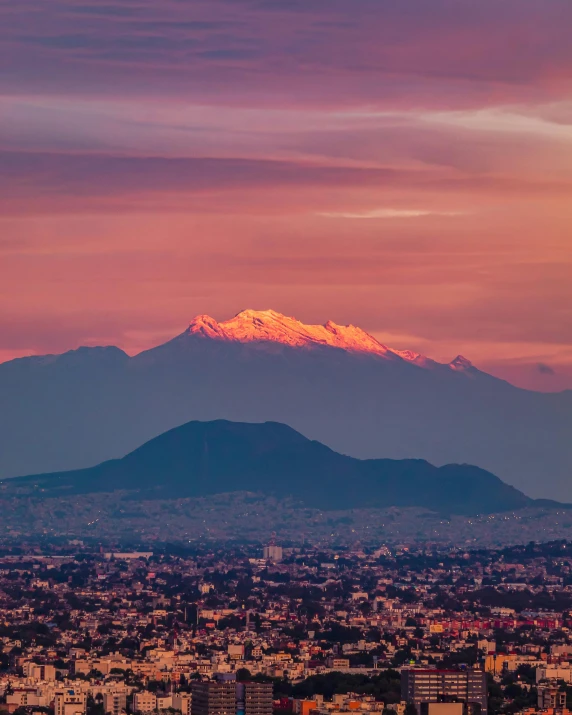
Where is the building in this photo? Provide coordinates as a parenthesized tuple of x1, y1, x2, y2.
(238, 683, 273, 715)
(537, 666, 572, 684)
(326, 657, 350, 669)
(538, 686, 567, 711)
(172, 694, 192, 715)
(401, 669, 487, 714)
(104, 693, 127, 715)
(103, 552, 153, 560)
(263, 545, 283, 562)
(133, 692, 157, 713)
(425, 705, 464, 715)
(484, 654, 517, 676)
(22, 662, 57, 681)
(292, 700, 318, 715)
(191, 682, 237, 715)
(228, 644, 245, 660)
(6, 689, 42, 708)
(54, 690, 87, 715)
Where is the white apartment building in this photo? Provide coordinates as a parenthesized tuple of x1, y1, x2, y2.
(133, 691, 157, 713)
(22, 663, 57, 682)
(55, 690, 87, 715)
(536, 665, 572, 683)
(6, 689, 42, 708)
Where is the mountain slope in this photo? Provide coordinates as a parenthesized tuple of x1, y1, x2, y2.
(8, 420, 538, 515)
(0, 309, 570, 500)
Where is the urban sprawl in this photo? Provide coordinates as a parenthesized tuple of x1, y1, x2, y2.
(0, 540, 572, 715)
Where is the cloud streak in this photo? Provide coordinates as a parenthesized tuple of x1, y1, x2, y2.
(2, 0, 572, 107)
(0, 0, 571, 390)
(318, 209, 466, 219)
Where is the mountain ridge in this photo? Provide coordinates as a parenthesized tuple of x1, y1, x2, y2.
(0, 309, 570, 501)
(178, 309, 468, 371)
(0, 309, 529, 384)
(6, 419, 546, 516)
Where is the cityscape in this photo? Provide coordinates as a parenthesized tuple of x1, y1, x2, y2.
(1, 4, 571, 715)
(0, 540, 572, 715)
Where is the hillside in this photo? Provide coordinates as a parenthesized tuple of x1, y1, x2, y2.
(7, 420, 544, 516)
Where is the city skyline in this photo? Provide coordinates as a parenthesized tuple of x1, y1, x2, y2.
(2, 5, 571, 715)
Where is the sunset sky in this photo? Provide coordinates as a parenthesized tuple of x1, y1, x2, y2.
(1, 0, 572, 391)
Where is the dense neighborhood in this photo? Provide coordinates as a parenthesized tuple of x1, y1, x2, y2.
(0, 541, 571, 715)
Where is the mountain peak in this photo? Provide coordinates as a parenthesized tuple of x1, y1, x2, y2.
(185, 309, 395, 357)
(450, 354, 474, 371)
(187, 314, 226, 339)
(183, 310, 483, 373)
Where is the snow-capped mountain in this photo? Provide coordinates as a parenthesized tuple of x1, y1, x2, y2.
(0, 309, 570, 501)
(186, 309, 398, 356)
(154, 308, 467, 371)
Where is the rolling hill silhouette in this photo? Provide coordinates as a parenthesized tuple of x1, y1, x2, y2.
(9, 419, 552, 516)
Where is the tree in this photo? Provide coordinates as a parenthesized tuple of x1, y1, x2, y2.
(87, 695, 105, 715)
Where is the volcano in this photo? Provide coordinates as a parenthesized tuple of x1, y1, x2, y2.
(1, 309, 570, 501)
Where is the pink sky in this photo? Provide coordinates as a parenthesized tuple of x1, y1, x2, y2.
(1, 0, 571, 391)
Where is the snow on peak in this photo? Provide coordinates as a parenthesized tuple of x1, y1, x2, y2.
(185, 309, 474, 371)
(187, 314, 227, 340)
(187, 309, 392, 356)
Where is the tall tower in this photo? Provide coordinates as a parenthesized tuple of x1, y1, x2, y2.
(237, 683, 273, 715)
(191, 682, 236, 715)
(263, 534, 283, 562)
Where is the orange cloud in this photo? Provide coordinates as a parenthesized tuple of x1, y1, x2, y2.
(0, 0, 571, 390)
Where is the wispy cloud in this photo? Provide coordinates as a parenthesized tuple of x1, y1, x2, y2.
(421, 108, 572, 143)
(0, 0, 572, 390)
(317, 208, 466, 219)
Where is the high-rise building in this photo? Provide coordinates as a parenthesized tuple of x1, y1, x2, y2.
(538, 685, 567, 711)
(191, 682, 237, 715)
(237, 683, 273, 715)
(103, 693, 126, 715)
(263, 544, 283, 562)
(401, 668, 487, 714)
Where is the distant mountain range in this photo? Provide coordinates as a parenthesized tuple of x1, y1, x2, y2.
(1, 309, 571, 500)
(7, 419, 555, 516)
